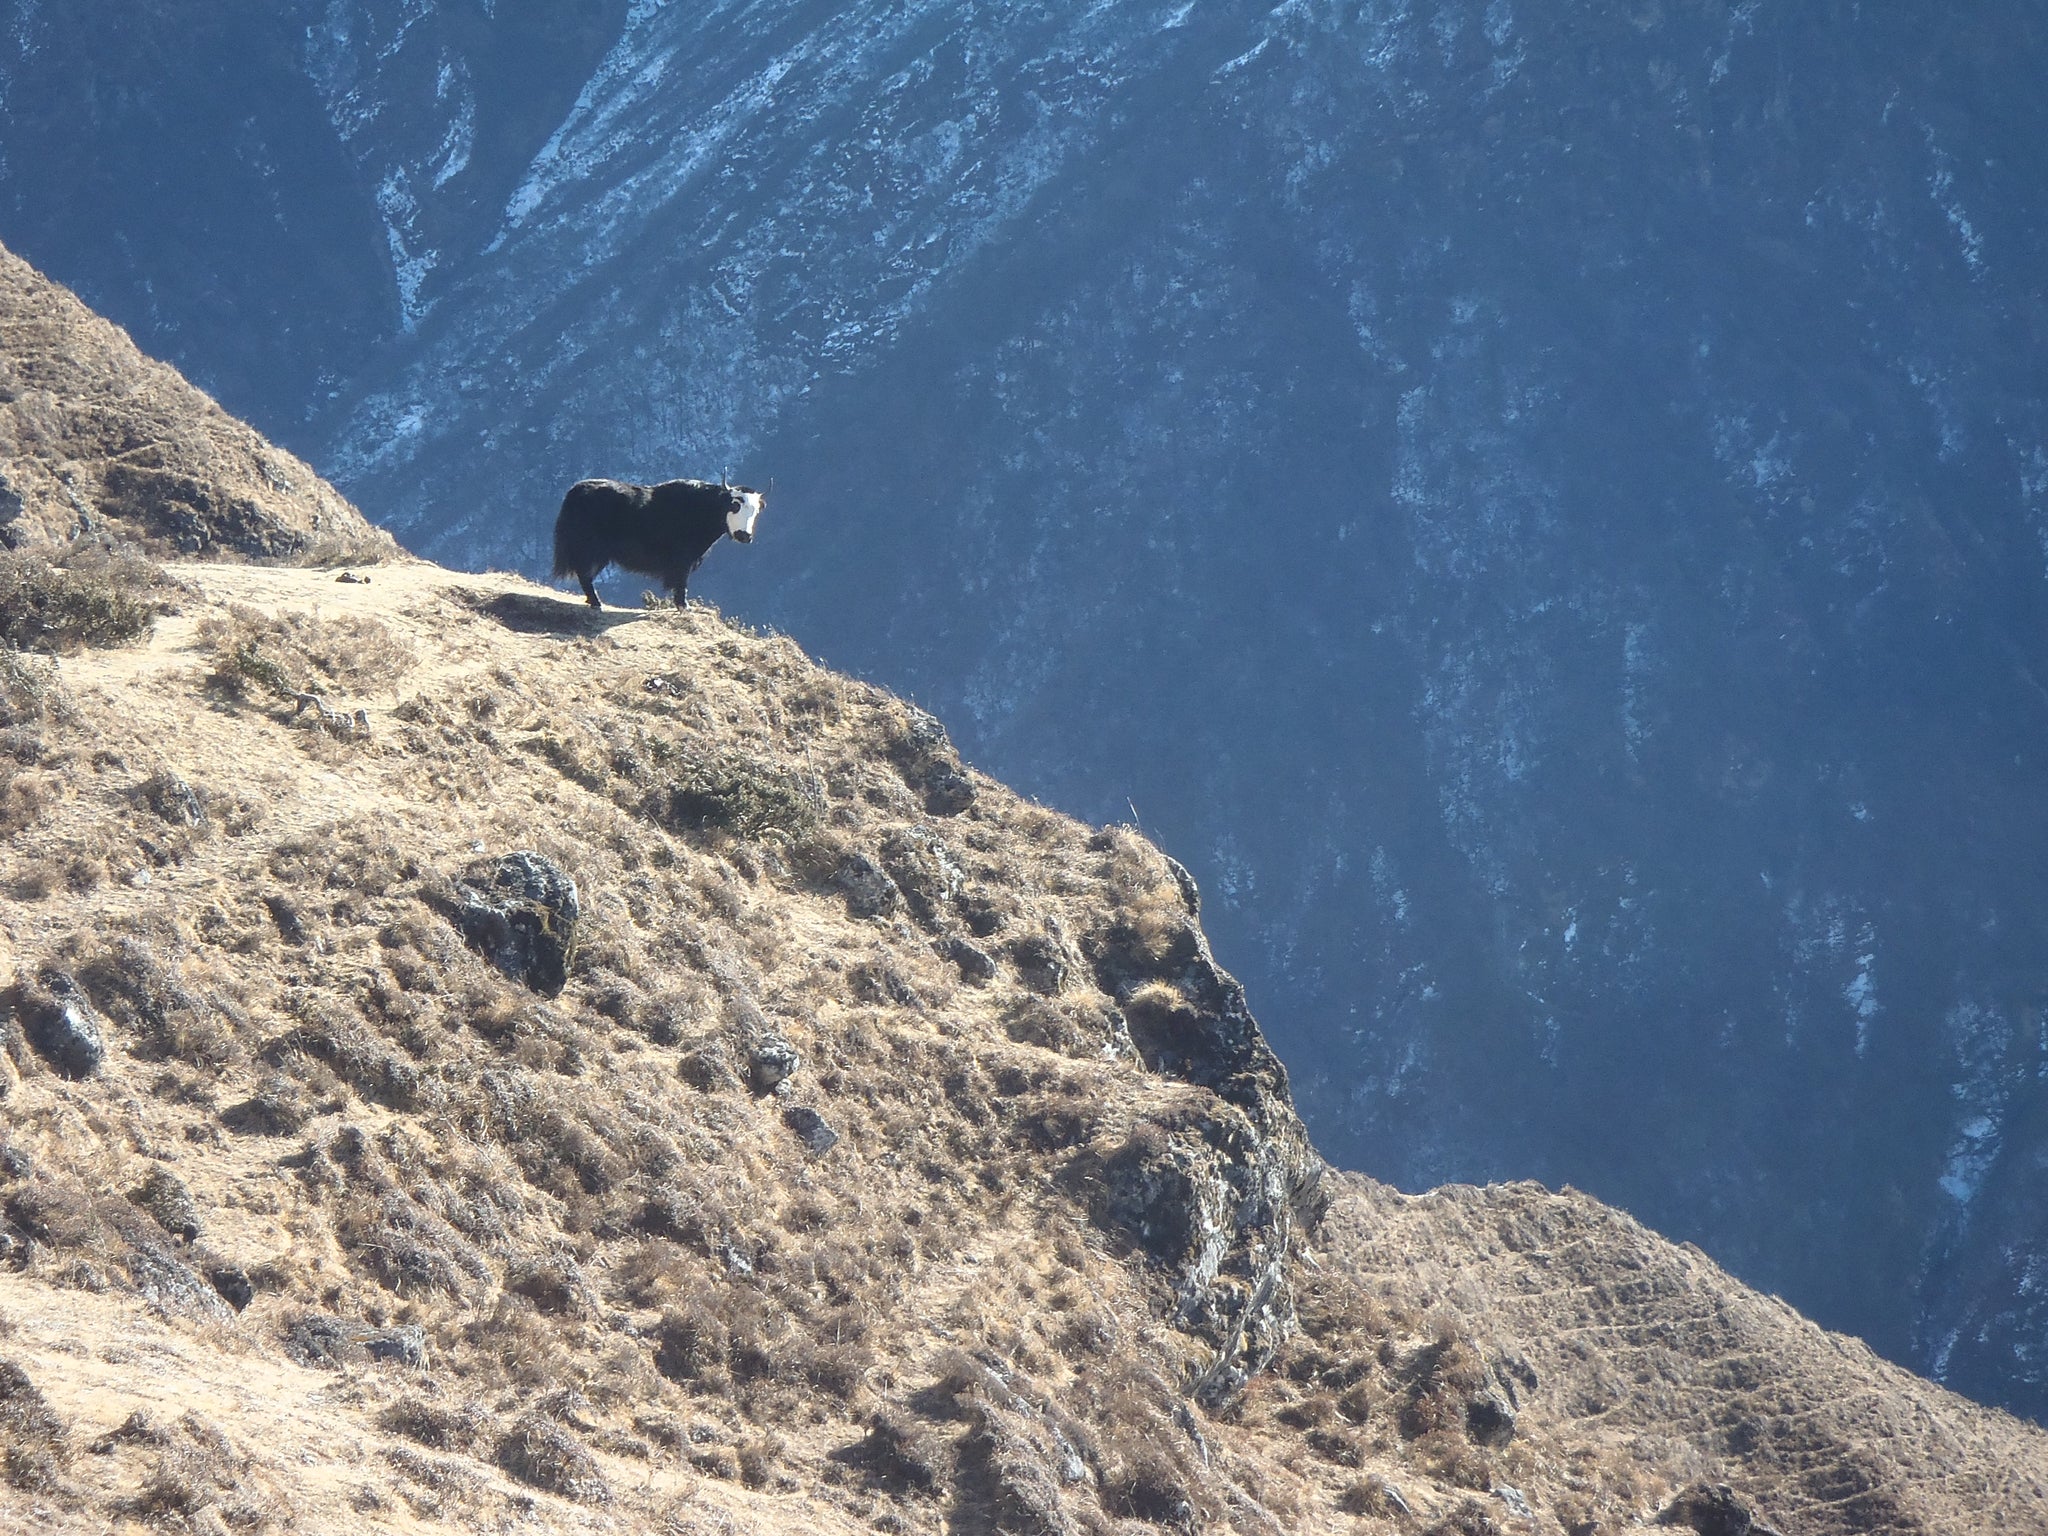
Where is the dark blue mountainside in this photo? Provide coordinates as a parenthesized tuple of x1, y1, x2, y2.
(6, 0, 2047, 1418)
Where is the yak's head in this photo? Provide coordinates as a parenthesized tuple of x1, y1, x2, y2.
(725, 485, 764, 544)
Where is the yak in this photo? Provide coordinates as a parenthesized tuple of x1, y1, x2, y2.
(551, 476, 764, 609)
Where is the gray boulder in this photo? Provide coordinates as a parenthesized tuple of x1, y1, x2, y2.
(9, 970, 106, 1079)
(783, 1105, 839, 1155)
(447, 851, 579, 996)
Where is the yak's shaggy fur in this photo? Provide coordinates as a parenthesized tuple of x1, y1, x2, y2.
(552, 477, 764, 609)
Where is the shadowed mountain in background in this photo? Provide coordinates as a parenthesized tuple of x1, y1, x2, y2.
(5, 0, 2047, 1420)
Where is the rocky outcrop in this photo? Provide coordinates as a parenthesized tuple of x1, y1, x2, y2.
(1084, 854, 1326, 1404)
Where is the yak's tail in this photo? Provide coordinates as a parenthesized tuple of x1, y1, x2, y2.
(551, 483, 588, 578)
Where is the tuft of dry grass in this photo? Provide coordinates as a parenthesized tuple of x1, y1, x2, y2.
(496, 1412, 611, 1503)
(197, 602, 415, 702)
(0, 542, 167, 652)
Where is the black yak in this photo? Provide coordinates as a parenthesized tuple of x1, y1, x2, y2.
(551, 476, 764, 609)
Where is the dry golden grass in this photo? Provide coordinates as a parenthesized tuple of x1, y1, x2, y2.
(0, 558, 2039, 1536)
(0, 237, 397, 564)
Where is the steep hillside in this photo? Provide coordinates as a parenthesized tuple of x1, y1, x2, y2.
(0, 553, 2045, 1536)
(0, 241, 389, 564)
(5, 5, 2048, 1419)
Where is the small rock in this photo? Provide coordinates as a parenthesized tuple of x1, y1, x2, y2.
(937, 936, 996, 983)
(783, 1105, 839, 1155)
(749, 1037, 801, 1095)
(206, 1264, 254, 1311)
(447, 851, 580, 996)
(1466, 1389, 1517, 1447)
(11, 971, 106, 1079)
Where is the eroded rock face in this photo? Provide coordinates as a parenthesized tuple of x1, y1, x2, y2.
(1085, 906, 1325, 1404)
(446, 851, 580, 996)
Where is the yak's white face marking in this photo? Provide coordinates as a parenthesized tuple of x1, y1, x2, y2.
(727, 490, 763, 544)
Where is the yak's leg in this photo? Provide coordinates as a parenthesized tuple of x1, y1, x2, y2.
(665, 572, 689, 607)
(577, 569, 603, 609)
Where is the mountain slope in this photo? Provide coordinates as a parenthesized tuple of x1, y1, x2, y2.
(0, 241, 386, 560)
(0, 260, 2045, 1536)
(4, 3, 2048, 1422)
(1, 553, 2045, 1536)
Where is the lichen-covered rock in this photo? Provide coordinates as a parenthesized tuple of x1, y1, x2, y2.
(749, 1036, 801, 1095)
(834, 852, 901, 919)
(446, 851, 579, 996)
